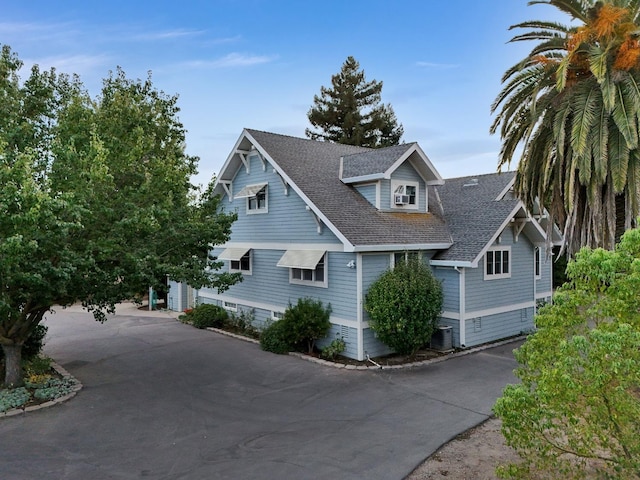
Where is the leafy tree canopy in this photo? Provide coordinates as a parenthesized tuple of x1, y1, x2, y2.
(306, 56, 403, 148)
(494, 227, 640, 479)
(0, 45, 239, 387)
(491, 0, 640, 256)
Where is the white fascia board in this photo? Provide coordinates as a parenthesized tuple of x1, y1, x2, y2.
(495, 175, 516, 200)
(242, 130, 356, 252)
(429, 260, 474, 268)
(215, 242, 346, 252)
(384, 143, 444, 184)
(352, 242, 453, 253)
(469, 202, 546, 268)
(341, 173, 384, 184)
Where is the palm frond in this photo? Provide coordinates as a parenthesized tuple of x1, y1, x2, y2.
(612, 81, 639, 149)
(609, 126, 631, 192)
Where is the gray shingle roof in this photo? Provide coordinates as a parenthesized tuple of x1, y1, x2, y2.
(341, 143, 417, 179)
(433, 172, 519, 263)
(245, 129, 453, 248)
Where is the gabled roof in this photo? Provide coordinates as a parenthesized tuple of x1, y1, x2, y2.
(432, 172, 546, 266)
(216, 129, 453, 252)
(340, 143, 443, 185)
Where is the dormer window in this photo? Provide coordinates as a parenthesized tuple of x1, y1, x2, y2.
(248, 186, 267, 212)
(391, 180, 418, 210)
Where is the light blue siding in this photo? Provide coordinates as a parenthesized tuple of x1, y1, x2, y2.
(464, 307, 535, 347)
(316, 324, 358, 360)
(354, 184, 377, 207)
(465, 228, 535, 312)
(222, 153, 342, 245)
(361, 254, 391, 323)
(388, 161, 427, 211)
(433, 267, 459, 313)
(535, 246, 553, 296)
(201, 249, 358, 339)
(363, 328, 393, 358)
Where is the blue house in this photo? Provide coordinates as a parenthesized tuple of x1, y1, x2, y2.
(168, 129, 559, 360)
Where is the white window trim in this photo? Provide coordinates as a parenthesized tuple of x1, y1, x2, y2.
(271, 311, 284, 321)
(229, 250, 252, 275)
(484, 246, 511, 280)
(223, 301, 238, 312)
(534, 247, 541, 279)
(246, 184, 268, 215)
(391, 251, 422, 267)
(390, 179, 419, 210)
(289, 253, 328, 288)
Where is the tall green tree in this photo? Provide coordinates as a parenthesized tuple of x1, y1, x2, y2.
(491, 0, 640, 256)
(306, 56, 404, 148)
(494, 228, 640, 479)
(0, 46, 239, 387)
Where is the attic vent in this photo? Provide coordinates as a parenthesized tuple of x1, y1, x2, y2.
(463, 178, 479, 187)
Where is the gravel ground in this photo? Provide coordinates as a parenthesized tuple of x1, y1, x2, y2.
(406, 417, 520, 480)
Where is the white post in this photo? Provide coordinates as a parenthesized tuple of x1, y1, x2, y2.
(149, 286, 153, 311)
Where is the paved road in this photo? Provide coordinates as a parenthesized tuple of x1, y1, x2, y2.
(0, 305, 520, 480)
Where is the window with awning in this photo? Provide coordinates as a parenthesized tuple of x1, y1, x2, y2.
(233, 183, 267, 199)
(218, 248, 251, 273)
(277, 250, 327, 286)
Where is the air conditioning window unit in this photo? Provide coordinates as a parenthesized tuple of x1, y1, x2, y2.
(394, 194, 410, 205)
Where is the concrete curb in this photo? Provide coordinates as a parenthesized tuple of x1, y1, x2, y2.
(204, 322, 525, 371)
(0, 361, 83, 419)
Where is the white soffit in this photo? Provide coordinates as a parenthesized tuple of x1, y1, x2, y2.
(276, 250, 325, 269)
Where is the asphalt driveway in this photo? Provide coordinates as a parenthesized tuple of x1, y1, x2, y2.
(0, 305, 520, 480)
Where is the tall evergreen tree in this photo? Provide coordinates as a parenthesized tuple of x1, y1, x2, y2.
(306, 56, 403, 148)
(491, 0, 640, 256)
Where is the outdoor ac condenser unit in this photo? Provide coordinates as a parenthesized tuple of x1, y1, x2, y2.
(430, 326, 453, 351)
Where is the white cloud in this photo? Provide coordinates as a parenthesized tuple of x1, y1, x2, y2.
(22, 53, 112, 77)
(415, 61, 459, 69)
(134, 29, 206, 41)
(183, 52, 276, 69)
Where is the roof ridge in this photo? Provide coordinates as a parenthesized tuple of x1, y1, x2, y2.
(444, 170, 515, 181)
(245, 128, 371, 153)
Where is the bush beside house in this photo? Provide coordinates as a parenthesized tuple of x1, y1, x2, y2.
(365, 257, 443, 356)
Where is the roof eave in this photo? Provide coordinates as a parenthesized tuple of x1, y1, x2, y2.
(352, 242, 453, 253)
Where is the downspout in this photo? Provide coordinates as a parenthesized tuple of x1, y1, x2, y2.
(356, 253, 364, 361)
(454, 266, 466, 348)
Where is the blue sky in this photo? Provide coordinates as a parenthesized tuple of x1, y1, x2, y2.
(3, 1, 568, 187)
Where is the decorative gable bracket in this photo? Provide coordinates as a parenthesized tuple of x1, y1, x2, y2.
(220, 181, 233, 202)
(273, 169, 289, 196)
(305, 206, 323, 234)
(236, 149, 251, 173)
(511, 218, 530, 242)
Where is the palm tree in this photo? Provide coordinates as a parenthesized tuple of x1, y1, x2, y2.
(491, 0, 640, 256)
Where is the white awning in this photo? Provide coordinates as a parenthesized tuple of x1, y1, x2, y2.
(217, 248, 250, 261)
(234, 183, 267, 199)
(277, 250, 325, 270)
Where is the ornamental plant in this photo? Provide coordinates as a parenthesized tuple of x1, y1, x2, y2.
(364, 257, 443, 356)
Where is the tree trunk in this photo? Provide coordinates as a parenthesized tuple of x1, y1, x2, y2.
(2, 343, 23, 388)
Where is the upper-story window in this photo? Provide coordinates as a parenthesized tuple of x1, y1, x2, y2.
(248, 186, 267, 213)
(230, 250, 252, 274)
(485, 246, 511, 280)
(391, 180, 418, 210)
(534, 247, 541, 278)
(233, 183, 268, 214)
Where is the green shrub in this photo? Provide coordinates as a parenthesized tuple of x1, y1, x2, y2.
(227, 309, 260, 338)
(260, 320, 293, 354)
(24, 355, 52, 376)
(32, 377, 76, 401)
(284, 298, 332, 354)
(188, 304, 228, 329)
(365, 256, 443, 356)
(320, 337, 346, 360)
